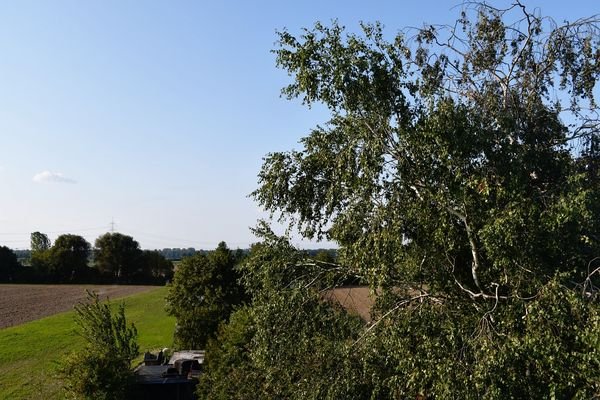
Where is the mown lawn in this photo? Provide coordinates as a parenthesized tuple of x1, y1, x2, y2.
(0, 286, 175, 399)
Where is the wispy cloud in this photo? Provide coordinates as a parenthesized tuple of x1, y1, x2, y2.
(33, 170, 76, 184)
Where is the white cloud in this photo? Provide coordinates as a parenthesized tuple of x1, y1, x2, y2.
(33, 170, 76, 184)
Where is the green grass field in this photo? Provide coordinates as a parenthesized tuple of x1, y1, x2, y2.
(0, 286, 175, 399)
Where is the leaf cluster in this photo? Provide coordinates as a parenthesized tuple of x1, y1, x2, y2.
(61, 291, 138, 400)
(165, 242, 246, 349)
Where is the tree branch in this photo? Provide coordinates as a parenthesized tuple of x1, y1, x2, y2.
(352, 294, 431, 346)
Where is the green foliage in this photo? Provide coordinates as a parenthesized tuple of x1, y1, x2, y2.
(237, 2, 600, 398)
(247, 289, 366, 399)
(61, 291, 139, 400)
(31, 231, 51, 253)
(20, 231, 171, 284)
(355, 277, 600, 399)
(198, 233, 369, 400)
(312, 249, 337, 264)
(258, 19, 600, 294)
(26, 231, 173, 284)
(165, 242, 246, 349)
(28, 234, 91, 282)
(203, 242, 600, 399)
(30, 247, 53, 279)
(94, 233, 142, 282)
(471, 280, 600, 398)
(256, 5, 600, 291)
(49, 235, 92, 282)
(196, 307, 260, 400)
(0, 245, 20, 282)
(139, 250, 173, 282)
(30, 231, 53, 279)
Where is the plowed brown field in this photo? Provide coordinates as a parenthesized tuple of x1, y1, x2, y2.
(0, 284, 157, 329)
(325, 286, 374, 322)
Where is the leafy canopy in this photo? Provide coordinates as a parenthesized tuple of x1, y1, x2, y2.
(49, 234, 91, 281)
(0, 246, 20, 282)
(255, 1, 600, 300)
(243, 1, 600, 398)
(94, 233, 142, 282)
(166, 242, 246, 349)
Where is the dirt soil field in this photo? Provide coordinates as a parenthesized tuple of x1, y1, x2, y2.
(0, 284, 157, 329)
(325, 286, 374, 322)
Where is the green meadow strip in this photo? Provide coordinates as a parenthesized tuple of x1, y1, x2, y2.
(0, 286, 175, 399)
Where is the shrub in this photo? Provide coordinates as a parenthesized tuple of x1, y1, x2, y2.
(61, 291, 139, 400)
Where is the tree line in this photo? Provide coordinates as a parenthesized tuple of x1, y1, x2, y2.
(13, 246, 199, 263)
(0, 232, 336, 285)
(156, 247, 198, 260)
(0, 232, 173, 284)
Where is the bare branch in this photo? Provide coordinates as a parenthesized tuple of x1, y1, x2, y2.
(582, 257, 600, 296)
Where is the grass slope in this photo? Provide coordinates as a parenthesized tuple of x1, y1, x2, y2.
(0, 286, 175, 399)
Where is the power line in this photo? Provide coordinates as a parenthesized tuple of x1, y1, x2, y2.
(0, 226, 109, 236)
(0, 224, 259, 250)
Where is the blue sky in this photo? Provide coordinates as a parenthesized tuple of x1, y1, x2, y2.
(0, 1, 597, 249)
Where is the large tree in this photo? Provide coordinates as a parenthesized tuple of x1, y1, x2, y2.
(246, 2, 600, 398)
(94, 233, 142, 282)
(0, 246, 20, 282)
(48, 234, 91, 282)
(166, 242, 246, 349)
(139, 250, 173, 283)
